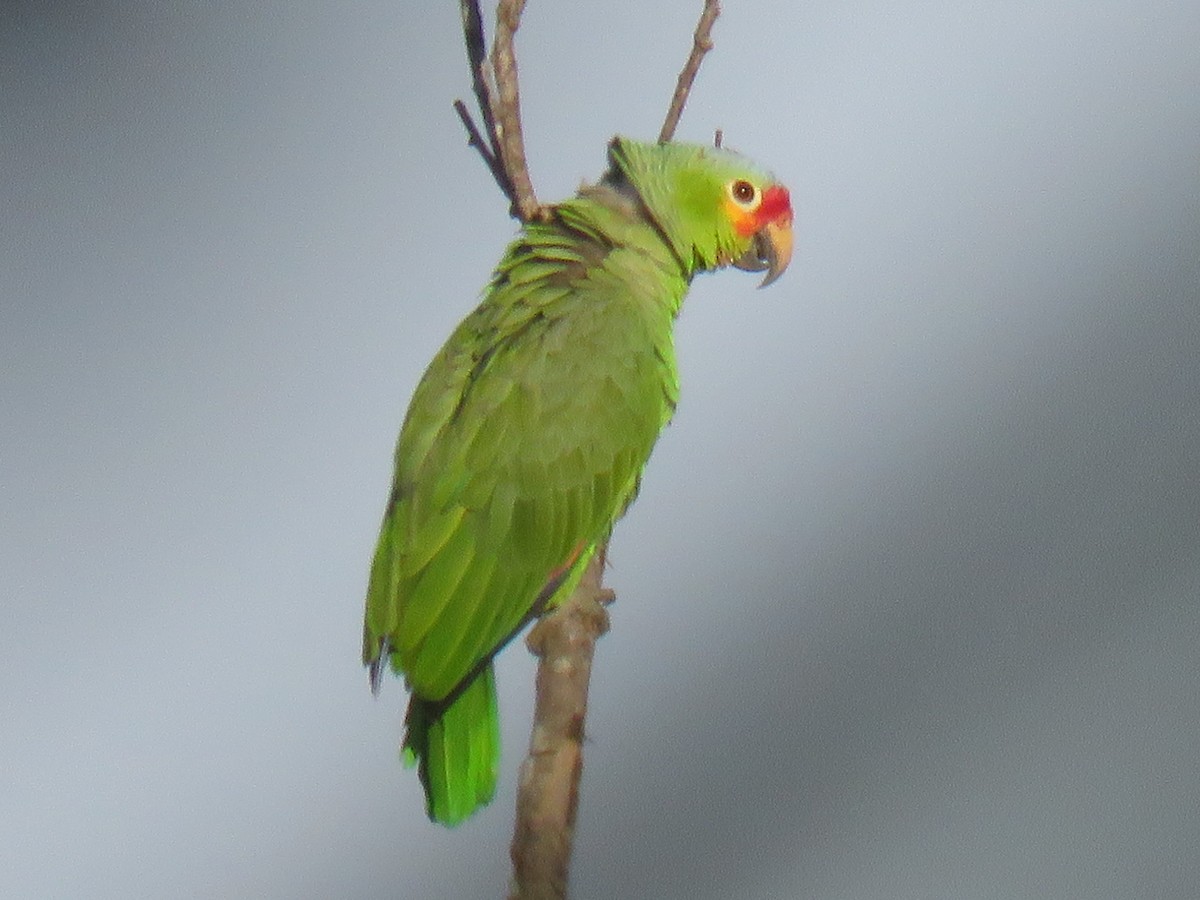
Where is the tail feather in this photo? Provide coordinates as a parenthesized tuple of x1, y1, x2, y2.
(402, 663, 500, 826)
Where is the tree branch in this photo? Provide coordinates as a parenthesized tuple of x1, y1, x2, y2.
(450, 3, 724, 897)
(453, 99, 512, 203)
(658, 0, 721, 143)
(508, 551, 612, 900)
(459, 0, 501, 154)
(489, 0, 543, 222)
(455, 0, 543, 221)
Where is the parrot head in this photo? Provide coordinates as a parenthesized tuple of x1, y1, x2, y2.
(604, 136, 793, 287)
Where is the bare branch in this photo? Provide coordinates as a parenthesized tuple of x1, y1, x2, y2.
(658, 0, 722, 143)
(454, 0, 543, 222)
(489, 0, 543, 221)
(509, 550, 612, 900)
(456, 1, 517, 209)
(459, 0, 503, 163)
(453, 99, 515, 205)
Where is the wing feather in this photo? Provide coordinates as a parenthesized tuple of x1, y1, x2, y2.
(414, 550, 503, 693)
(400, 523, 475, 653)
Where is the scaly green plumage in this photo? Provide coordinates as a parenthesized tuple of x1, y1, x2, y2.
(364, 137, 792, 825)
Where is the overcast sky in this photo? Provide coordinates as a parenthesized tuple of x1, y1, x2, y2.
(3, 1, 1199, 898)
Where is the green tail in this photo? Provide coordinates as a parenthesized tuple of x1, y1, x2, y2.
(402, 663, 500, 826)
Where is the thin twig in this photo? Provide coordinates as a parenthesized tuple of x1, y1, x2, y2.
(453, 99, 515, 206)
(509, 551, 612, 900)
(658, 0, 722, 143)
(459, 0, 503, 162)
(454, 0, 543, 222)
(456, 1, 517, 210)
(490, 0, 543, 220)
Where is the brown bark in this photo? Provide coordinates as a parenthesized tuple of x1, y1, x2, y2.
(507, 552, 612, 900)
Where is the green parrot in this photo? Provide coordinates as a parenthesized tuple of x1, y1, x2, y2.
(364, 136, 793, 825)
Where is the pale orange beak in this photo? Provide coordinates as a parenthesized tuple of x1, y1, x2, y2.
(733, 216, 794, 287)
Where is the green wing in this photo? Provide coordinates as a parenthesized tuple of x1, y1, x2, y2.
(364, 197, 685, 702)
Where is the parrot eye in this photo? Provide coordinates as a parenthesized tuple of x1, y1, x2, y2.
(728, 179, 759, 208)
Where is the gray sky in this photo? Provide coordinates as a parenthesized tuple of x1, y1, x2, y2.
(3, 1, 1199, 898)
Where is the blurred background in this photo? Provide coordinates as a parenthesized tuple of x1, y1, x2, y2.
(3, 1, 1199, 897)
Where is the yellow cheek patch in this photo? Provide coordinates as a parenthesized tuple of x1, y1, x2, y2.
(722, 198, 760, 237)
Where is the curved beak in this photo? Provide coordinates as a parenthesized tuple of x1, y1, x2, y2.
(732, 217, 794, 288)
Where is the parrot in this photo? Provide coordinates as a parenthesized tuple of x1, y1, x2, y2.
(363, 136, 793, 825)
